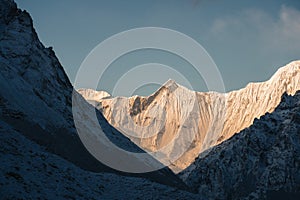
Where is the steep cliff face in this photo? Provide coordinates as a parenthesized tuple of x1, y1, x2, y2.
(0, 0, 73, 130)
(80, 61, 300, 172)
(222, 61, 300, 143)
(0, 0, 184, 189)
(180, 91, 300, 199)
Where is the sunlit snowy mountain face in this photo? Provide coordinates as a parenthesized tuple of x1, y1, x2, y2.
(1, 0, 300, 199)
(180, 91, 300, 199)
(80, 61, 300, 172)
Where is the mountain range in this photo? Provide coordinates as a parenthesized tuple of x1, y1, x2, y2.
(1, 0, 300, 199)
(79, 61, 300, 172)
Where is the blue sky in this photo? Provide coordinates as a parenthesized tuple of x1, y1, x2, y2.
(15, 0, 300, 96)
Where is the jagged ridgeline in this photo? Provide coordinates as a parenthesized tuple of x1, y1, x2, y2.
(79, 61, 300, 172)
(180, 91, 300, 199)
(1, 0, 300, 199)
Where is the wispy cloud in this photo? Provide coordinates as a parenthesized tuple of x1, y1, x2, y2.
(211, 5, 300, 53)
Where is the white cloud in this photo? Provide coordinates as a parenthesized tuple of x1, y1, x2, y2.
(276, 6, 300, 41)
(211, 5, 300, 52)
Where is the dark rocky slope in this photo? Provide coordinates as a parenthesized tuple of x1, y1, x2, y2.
(0, 0, 186, 191)
(180, 91, 300, 199)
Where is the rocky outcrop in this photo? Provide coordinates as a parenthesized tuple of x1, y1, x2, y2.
(83, 61, 300, 172)
(0, 0, 73, 131)
(179, 91, 300, 199)
(0, 0, 184, 189)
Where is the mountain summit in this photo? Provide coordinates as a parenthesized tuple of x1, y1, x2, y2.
(1, 0, 300, 198)
(80, 61, 300, 172)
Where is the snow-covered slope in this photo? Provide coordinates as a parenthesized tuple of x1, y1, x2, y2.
(84, 61, 300, 172)
(0, 0, 130, 172)
(179, 91, 300, 199)
(2, 0, 300, 198)
(77, 88, 111, 101)
(0, 0, 74, 131)
(0, 0, 186, 192)
(0, 120, 199, 199)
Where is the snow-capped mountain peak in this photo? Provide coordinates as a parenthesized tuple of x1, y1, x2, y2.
(80, 61, 300, 173)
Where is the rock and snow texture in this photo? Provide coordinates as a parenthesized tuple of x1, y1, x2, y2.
(0, 0, 166, 174)
(0, 0, 188, 196)
(83, 61, 300, 173)
(0, 0, 74, 131)
(0, 121, 199, 200)
(78, 88, 111, 101)
(1, 0, 300, 199)
(179, 91, 300, 200)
